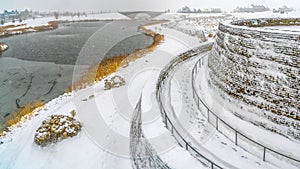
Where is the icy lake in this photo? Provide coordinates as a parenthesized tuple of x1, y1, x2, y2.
(0, 20, 153, 125)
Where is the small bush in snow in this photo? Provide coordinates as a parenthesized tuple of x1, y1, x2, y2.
(34, 113, 81, 146)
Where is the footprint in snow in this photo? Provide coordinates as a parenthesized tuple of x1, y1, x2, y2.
(241, 156, 248, 159)
(221, 141, 227, 145)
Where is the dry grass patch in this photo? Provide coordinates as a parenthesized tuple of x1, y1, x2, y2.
(0, 101, 44, 137)
(66, 23, 165, 92)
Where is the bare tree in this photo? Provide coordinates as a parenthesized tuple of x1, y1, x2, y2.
(54, 12, 59, 20)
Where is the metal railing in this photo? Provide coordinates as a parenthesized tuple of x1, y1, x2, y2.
(130, 96, 170, 169)
(156, 42, 226, 169)
(191, 55, 300, 166)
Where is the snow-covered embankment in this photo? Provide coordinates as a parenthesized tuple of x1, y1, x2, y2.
(0, 20, 203, 168)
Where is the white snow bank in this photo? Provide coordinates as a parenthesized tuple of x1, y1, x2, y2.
(0, 22, 201, 169)
(58, 13, 131, 21)
(194, 55, 300, 168)
(154, 12, 226, 20)
(1, 13, 130, 30)
(230, 11, 300, 19)
(160, 52, 281, 169)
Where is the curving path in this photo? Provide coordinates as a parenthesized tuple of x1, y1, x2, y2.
(156, 44, 285, 168)
(192, 54, 300, 167)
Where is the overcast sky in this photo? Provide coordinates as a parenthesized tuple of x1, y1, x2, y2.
(0, 0, 299, 12)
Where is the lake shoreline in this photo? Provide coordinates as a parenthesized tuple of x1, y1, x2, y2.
(0, 20, 165, 136)
(0, 21, 59, 39)
(0, 15, 131, 53)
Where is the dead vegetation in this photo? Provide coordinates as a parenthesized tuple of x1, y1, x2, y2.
(0, 22, 164, 138)
(0, 101, 44, 137)
(0, 21, 59, 38)
(34, 111, 81, 146)
(65, 22, 164, 92)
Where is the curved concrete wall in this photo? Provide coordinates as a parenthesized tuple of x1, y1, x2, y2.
(207, 18, 300, 140)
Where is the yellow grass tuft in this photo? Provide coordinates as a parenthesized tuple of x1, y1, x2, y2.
(0, 21, 59, 37)
(0, 100, 44, 136)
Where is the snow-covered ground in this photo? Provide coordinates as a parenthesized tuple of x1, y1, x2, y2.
(1, 11, 299, 169)
(0, 13, 130, 31)
(153, 11, 300, 168)
(154, 13, 226, 41)
(259, 25, 300, 32)
(154, 12, 225, 21)
(154, 11, 300, 41)
(58, 13, 131, 22)
(229, 10, 300, 19)
(0, 22, 206, 169)
(167, 52, 298, 168)
(193, 55, 300, 168)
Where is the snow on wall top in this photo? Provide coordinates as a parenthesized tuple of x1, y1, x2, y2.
(207, 17, 300, 141)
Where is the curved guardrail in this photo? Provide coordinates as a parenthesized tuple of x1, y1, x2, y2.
(130, 96, 170, 169)
(191, 54, 300, 166)
(156, 42, 228, 169)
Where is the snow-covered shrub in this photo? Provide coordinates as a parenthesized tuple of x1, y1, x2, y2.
(34, 113, 81, 146)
